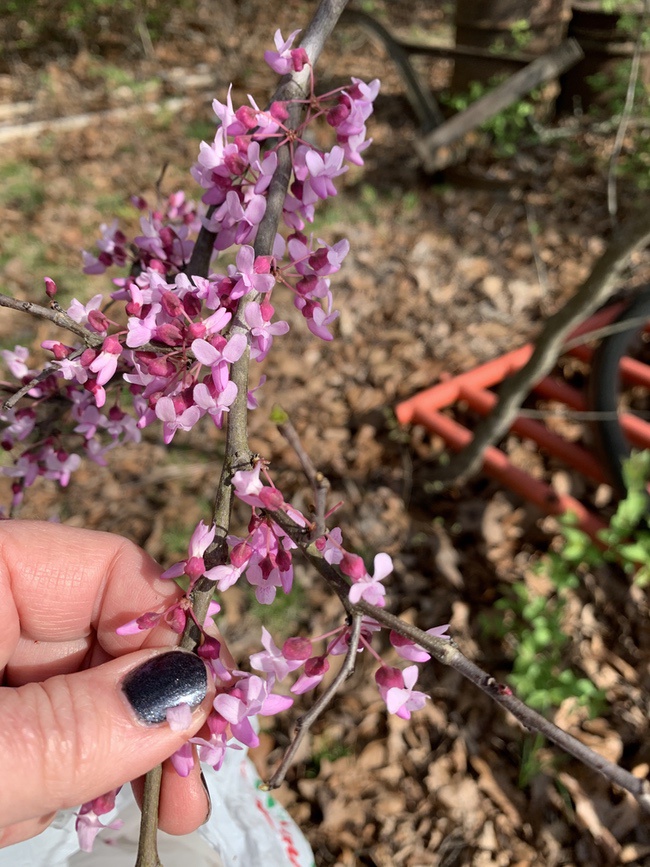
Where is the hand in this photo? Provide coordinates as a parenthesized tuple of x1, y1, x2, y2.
(0, 520, 215, 849)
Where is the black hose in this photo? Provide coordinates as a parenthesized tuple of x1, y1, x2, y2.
(588, 285, 650, 496)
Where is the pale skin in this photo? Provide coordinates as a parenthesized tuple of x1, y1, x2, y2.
(0, 520, 216, 848)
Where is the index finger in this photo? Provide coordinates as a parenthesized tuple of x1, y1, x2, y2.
(0, 520, 183, 667)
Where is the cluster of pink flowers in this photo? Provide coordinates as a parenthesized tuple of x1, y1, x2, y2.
(0, 31, 378, 506)
(0, 26, 449, 848)
(111, 460, 450, 772)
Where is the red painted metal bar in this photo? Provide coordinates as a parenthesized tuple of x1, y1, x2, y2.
(395, 344, 534, 422)
(459, 383, 609, 484)
(396, 305, 627, 425)
(405, 402, 607, 538)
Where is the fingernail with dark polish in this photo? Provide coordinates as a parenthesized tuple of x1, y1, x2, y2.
(122, 651, 208, 725)
(200, 770, 212, 824)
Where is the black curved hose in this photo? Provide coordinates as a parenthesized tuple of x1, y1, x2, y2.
(588, 285, 650, 496)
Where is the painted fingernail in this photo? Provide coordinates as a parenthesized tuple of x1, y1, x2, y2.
(200, 770, 212, 824)
(122, 651, 208, 725)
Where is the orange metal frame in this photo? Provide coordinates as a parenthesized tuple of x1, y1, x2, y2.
(396, 303, 650, 539)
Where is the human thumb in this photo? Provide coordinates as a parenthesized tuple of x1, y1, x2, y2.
(0, 648, 214, 828)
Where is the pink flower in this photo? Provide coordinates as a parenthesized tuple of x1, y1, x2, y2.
(213, 673, 290, 748)
(390, 624, 450, 662)
(154, 395, 201, 444)
(250, 626, 305, 681)
(88, 335, 122, 385)
(245, 300, 289, 361)
(302, 146, 348, 204)
(190, 731, 242, 772)
(76, 790, 123, 852)
(162, 520, 216, 580)
(386, 665, 428, 719)
(348, 552, 392, 607)
(193, 379, 238, 427)
(170, 742, 195, 777)
(1, 345, 31, 380)
(291, 655, 329, 694)
(264, 29, 308, 75)
(229, 244, 276, 296)
(232, 463, 264, 505)
(67, 294, 105, 328)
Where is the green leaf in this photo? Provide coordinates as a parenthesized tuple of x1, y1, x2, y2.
(270, 404, 289, 425)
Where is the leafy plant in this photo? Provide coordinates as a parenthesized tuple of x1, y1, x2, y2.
(440, 79, 540, 157)
(486, 451, 650, 723)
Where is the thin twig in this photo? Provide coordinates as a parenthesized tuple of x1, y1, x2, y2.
(561, 310, 650, 353)
(0, 293, 103, 347)
(525, 203, 549, 298)
(276, 410, 330, 537)
(267, 614, 363, 788)
(134, 764, 163, 867)
(607, 0, 649, 223)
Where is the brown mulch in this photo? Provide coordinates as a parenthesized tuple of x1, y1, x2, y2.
(2, 2, 650, 865)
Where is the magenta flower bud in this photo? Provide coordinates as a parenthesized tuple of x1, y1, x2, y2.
(208, 713, 229, 736)
(260, 299, 274, 322)
(87, 309, 109, 333)
(270, 100, 289, 121)
(283, 636, 312, 661)
(103, 335, 122, 354)
(44, 276, 57, 298)
(185, 555, 205, 580)
(168, 607, 187, 634)
(153, 323, 184, 346)
(51, 342, 71, 360)
(259, 486, 284, 510)
(183, 295, 202, 318)
(90, 790, 119, 816)
(187, 321, 206, 341)
(375, 665, 404, 690)
(130, 195, 147, 210)
(150, 260, 166, 274)
(290, 47, 309, 71)
(231, 540, 252, 568)
(235, 105, 257, 129)
(259, 555, 274, 580)
(304, 655, 329, 677)
(340, 552, 366, 580)
(326, 98, 351, 128)
(149, 357, 173, 377)
(198, 636, 222, 659)
(137, 611, 162, 630)
(80, 348, 96, 367)
(108, 406, 126, 421)
(277, 548, 292, 572)
(254, 255, 273, 274)
(295, 275, 318, 297)
(224, 151, 247, 176)
(161, 290, 183, 318)
(159, 226, 175, 248)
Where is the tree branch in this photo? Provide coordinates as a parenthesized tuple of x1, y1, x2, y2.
(267, 613, 363, 789)
(268, 508, 650, 811)
(0, 293, 104, 347)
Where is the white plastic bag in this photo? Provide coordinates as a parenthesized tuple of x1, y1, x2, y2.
(0, 746, 314, 867)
